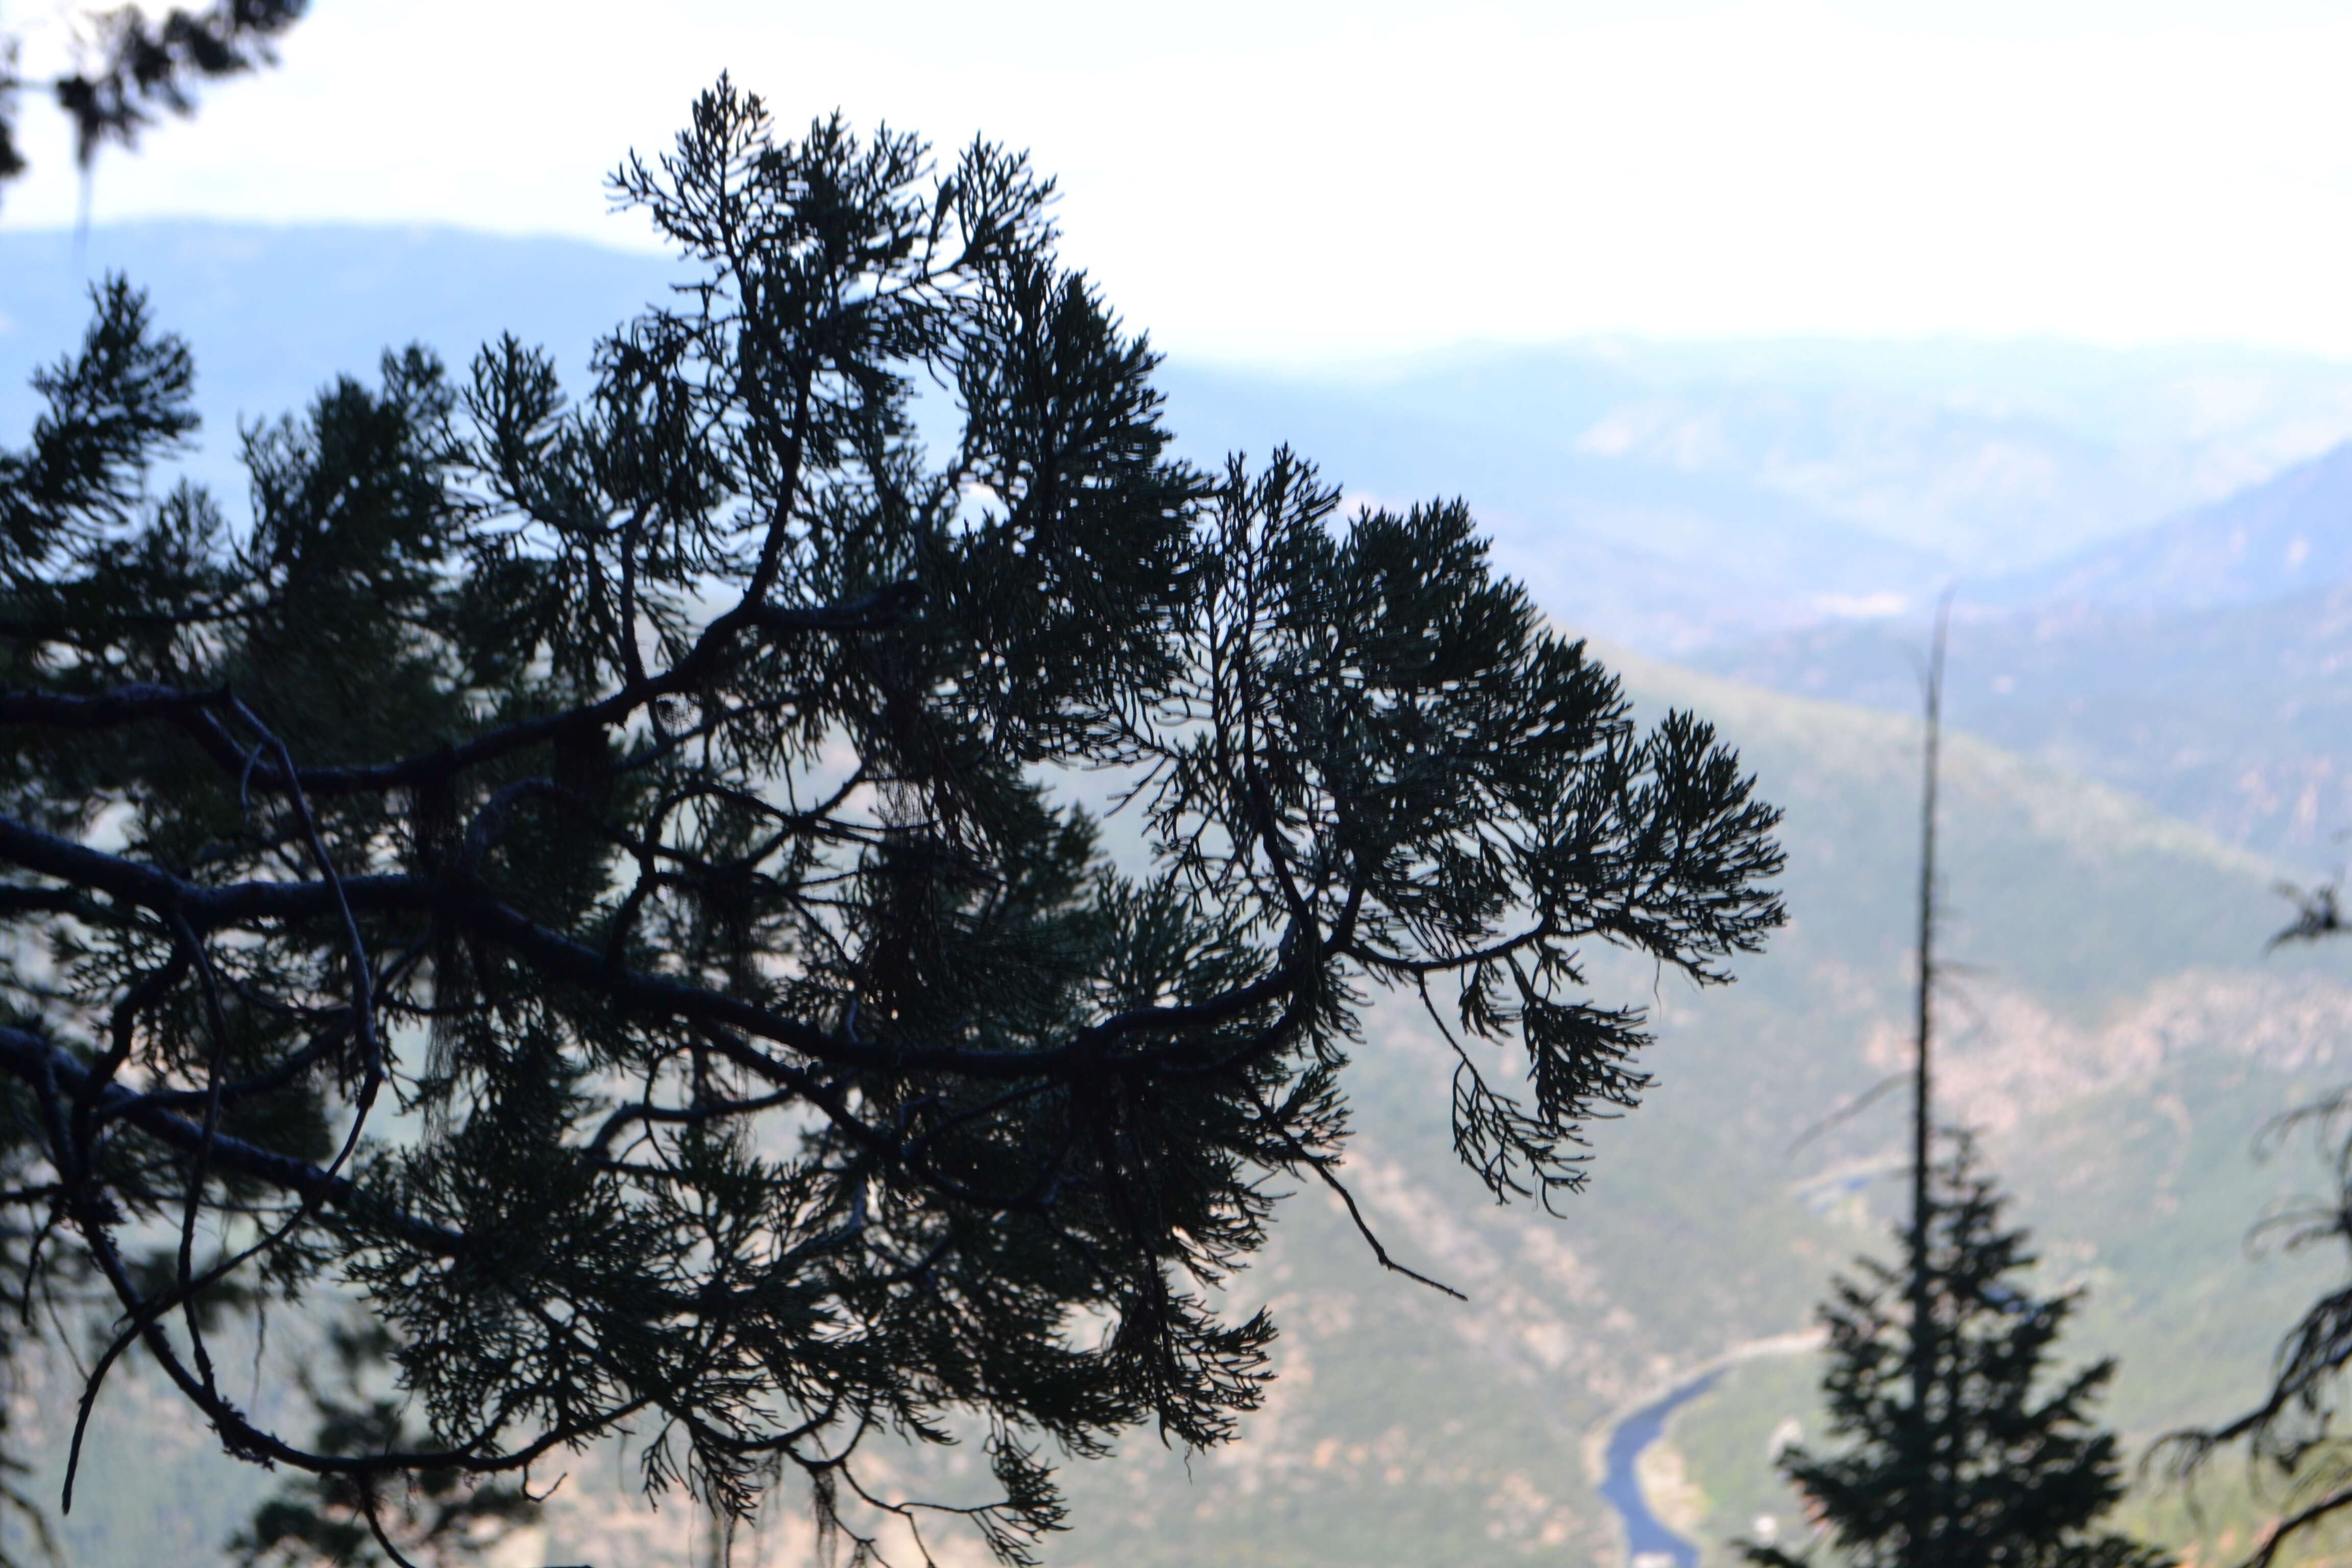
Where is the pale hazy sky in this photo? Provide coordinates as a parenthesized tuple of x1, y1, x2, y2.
(7, 0, 2352, 364)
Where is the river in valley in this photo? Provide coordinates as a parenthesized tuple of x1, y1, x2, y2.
(1599, 1371, 1721, 1568)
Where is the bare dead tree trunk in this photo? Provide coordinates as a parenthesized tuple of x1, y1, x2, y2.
(1909, 590, 1952, 1568)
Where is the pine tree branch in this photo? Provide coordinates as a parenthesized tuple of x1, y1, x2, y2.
(0, 1024, 462, 1255)
(0, 580, 924, 798)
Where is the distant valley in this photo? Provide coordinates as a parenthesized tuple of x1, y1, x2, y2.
(8, 223, 2352, 1567)
(1700, 441, 2352, 869)
(28, 650, 2347, 1568)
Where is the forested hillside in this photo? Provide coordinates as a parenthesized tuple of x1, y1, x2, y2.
(6, 224, 2352, 1567)
(9, 649, 2341, 1568)
(1703, 440, 2352, 869)
(1032, 650, 2352, 1568)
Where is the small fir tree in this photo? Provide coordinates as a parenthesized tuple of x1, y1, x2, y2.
(1744, 1135, 2165, 1568)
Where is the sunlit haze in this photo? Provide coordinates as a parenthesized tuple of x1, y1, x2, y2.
(6, 0, 2352, 363)
(9, 12, 2352, 1564)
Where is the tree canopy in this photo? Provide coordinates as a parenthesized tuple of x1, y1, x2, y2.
(0, 0, 304, 195)
(0, 79, 1785, 1563)
(2160, 884, 2352, 1568)
(1745, 1135, 2161, 1568)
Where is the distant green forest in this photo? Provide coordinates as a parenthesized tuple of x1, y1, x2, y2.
(7, 224, 2352, 1566)
(10, 646, 2344, 1568)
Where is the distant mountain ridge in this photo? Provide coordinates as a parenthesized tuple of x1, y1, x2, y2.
(14, 222, 2352, 655)
(1695, 583, 2352, 867)
(1155, 362, 1953, 654)
(1698, 437, 2352, 866)
(14, 219, 2352, 857)
(1986, 438, 2352, 611)
(0, 222, 681, 509)
(1200, 335, 2352, 568)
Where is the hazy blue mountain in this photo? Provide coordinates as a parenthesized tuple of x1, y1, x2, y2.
(16, 223, 2351, 866)
(1156, 362, 1953, 654)
(1993, 437, 2352, 610)
(0, 223, 679, 411)
(1155, 342, 2352, 650)
(14, 223, 2352, 657)
(0, 223, 682, 507)
(1698, 437, 2352, 866)
(1696, 584, 2352, 870)
(1194, 338, 2352, 570)
(0, 224, 1909, 650)
(11, 223, 2350, 850)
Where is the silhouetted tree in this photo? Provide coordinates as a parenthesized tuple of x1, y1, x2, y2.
(1747, 607, 2157, 1568)
(2160, 881, 2352, 1568)
(0, 0, 304, 195)
(1744, 1136, 2163, 1568)
(0, 79, 1785, 1565)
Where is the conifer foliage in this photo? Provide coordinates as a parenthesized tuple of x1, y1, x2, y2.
(0, 81, 1784, 1564)
(0, 0, 306, 192)
(1746, 1136, 2163, 1568)
(2162, 886, 2352, 1568)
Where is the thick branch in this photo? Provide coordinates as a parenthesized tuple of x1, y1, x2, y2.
(0, 814, 1329, 1083)
(0, 1025, 460, 1256)
(0, 581, 922, 799)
